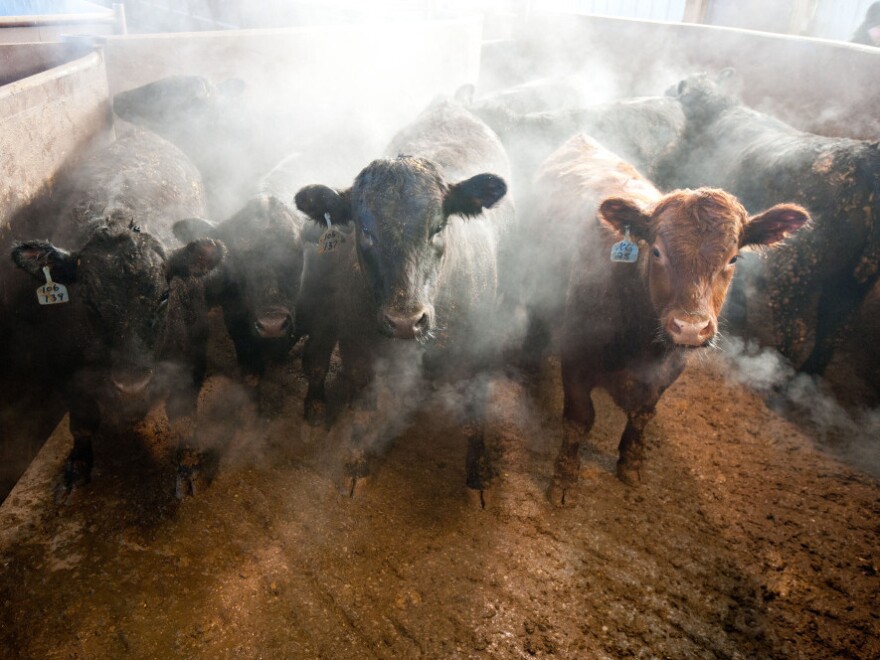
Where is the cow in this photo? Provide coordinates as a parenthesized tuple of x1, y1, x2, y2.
(461, 91, 686, 192)
(532, 135, 808, 505)
(172, 197, 304, 397)
(9, 127, 224, 499)
(294, 98, 512, 505)
(112, 75, 297, 219)
(657, 69, 880, 376)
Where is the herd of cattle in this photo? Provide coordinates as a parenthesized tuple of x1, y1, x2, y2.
(9, 67, 878, 506)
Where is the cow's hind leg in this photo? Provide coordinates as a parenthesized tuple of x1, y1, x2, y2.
(799, 276, 874, 376)
(548, 363, 595, 507)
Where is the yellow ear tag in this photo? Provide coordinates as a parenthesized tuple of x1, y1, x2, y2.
(36, 266, 69, 305)
(610, 227, 639, 263)
(318, 212, 344, 254)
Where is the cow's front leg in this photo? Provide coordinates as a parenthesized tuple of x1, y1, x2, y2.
(616, 408, 655, 485)
(166, 362, 205, 498)
(302, 330, 336, 427)
(548, 362, 595, 507)
(463, 378, 493, 508)
(339, 339, 378, 498)
(60, 388, 100, 501)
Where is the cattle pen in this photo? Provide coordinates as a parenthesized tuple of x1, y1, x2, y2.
(0, 7, 878, 659)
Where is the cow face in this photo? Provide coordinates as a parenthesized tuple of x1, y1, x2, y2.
(174, 196, 303, 341)
(599, 190, 809, 347)
(296, 157, 506, 340)
(12, 216, 224, 395)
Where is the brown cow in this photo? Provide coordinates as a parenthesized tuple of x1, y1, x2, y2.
(538, 135, 809, 505)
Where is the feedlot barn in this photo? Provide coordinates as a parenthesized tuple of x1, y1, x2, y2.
(1, 9, 879, 659)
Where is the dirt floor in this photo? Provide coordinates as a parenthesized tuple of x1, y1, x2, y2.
(1, 320, 878, 659)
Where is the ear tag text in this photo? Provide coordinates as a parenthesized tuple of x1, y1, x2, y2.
(610, 227, 639, 263)
(37, 266, 69, 305)
(318, 212, 344, 254)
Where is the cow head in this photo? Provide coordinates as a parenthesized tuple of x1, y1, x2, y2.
(174, 196, 303, 341)
(599, 189, 809, 347)
(295, 156, 507, 340)
(113, 75, 245, 141)
(12, 215, 224, 395)
(665, 68, 739, 124)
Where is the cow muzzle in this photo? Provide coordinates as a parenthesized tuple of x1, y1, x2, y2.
(254, 306, 293, 339)
(379, 306, 432, 340)
(665, 314, 714, 347)
(111, 367, 154, 396)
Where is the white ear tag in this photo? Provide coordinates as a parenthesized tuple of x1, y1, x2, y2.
(610, 227, 639, 263)
(318, 211, 344, 254)
(37, 266, 69, 305)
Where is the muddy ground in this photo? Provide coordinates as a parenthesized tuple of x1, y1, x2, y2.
(0, 317, 878, 659)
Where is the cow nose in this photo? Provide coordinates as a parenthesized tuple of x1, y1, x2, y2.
(667, 316, 713, 346)
(381, 309, 430, 340)
(254, 308, 293, 338)
(111, 367, 153, 395)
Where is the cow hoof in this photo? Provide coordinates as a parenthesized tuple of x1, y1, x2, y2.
(546, 482, 574, 508)
(616, 462, 642, 486)
(466, 486, 491, 510)
(243, 373, 260, 388)
(304, 398, 327, 427)
(175, 465, 204, 499)
(339, 474, 371, 498)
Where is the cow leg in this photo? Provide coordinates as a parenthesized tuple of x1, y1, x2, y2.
(167, 357, 206, 499)
(799, 277, 874, 375)
(520, 308, 550, 375)
(548, 362, 595, 507)
(339, 338, 378, 497)
(302, 331, 336, 427)
(616, 408, 655, 486)
(60, 389, 100, 500)
(463, 378, 492, 508)
(224, 310, 264, 385)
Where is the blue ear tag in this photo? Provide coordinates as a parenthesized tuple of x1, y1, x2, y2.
(318, 211, 343, 254)
(610, 227, 639, 263)
(36, 266, 69, 305)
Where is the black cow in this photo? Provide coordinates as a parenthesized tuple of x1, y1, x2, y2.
(463, 91, 685, 190)
(658, 70, 880, 375)
(173, 197, 304, 387)
(294, 99, 512, 504)
(113, 75, 296, 219)
(10, 128, 224, 499)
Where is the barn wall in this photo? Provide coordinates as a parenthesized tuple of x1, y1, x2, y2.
(482, 14, 880, 140)
(100, 16, 483, 147)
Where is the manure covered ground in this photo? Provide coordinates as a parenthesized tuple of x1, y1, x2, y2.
(1, 315, 878, 659)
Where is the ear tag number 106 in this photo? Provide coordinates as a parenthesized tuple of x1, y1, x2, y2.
(36, 266, 69, 305)
(610, 227, 639, 263)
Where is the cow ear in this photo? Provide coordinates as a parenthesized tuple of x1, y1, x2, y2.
(11, 241, 77, 283)
(598, 197, 653, 241)
(295, 185, 352, 226)
(168, 238, 226, 279)
(443, 173, 507, 218)
(742, 204, 809, 248)
(173, 218, 217, 244)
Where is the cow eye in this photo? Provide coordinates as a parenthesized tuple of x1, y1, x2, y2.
(728, 255, 738, 265)
(158, 289, 170, 307)
(652, 247, 661, 258)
